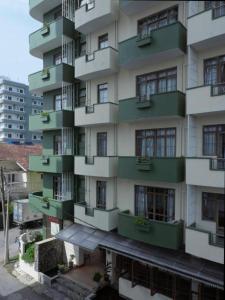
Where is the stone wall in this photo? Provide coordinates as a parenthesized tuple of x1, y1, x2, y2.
(35, 238, 64, 273)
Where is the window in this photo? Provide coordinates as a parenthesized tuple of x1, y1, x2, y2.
(8, 105, 12, 110)
(20, 98, 24, 103)
(78, 88, 86, 107)
(19, 134, 24, 139)
(136, 128, 176, 158)
(135, 185, 175, 222)
(54, 52, 62, 65)
(7, 96, 12, 100)
(19, 125, 24, 130)
(53, 135, 62, 155)
(33, 135, 37, 140)
(152, 268, 173, 298)
(98, 83, 108, 103)
(205, 1, 225, 18)
(203, 125, 225, 157)
(204, 55, 225, 85)
(202, 192, 224, 225)
(54, 7, 62, 20)
(98, 34, 109, 50)
(7, 133, 12, 138)
(96, 181, 106, 209)
(20, 107, 24, 112)
(54, 94, 62, 111)
(138, 6, 178, 38)
(53, 176, 62, 201)
(97, 132, 107, 156)
(79, 40, 86, 57)
(7, 115, 11, 119)
(19, 116, 24, 121)
(8, 87, 12, 92)
(8, 124, 12, 129)
(19, 89, 24, 94)
(137, 68, 177, 101)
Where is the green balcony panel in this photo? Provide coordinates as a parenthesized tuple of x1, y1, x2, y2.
(29, 0, 61, 22)
(29, 110, 74, 131)
(119, 91, 185, 122)
(118, 157, 185, 183)
(29, 155, 74, 173)
(29, 192, 74, 220)
(118, 211, 183, 250)
(30, 17, 76, 59)
(29, 64, 74, 94)
(119, 22, 187, 68)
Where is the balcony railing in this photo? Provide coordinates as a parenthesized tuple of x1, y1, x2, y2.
(211, 158, 225, 171)
(211, 82, 225, 96)
(212, 3, 225, 19)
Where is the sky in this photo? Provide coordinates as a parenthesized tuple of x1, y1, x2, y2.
(0, 0, 42, 84)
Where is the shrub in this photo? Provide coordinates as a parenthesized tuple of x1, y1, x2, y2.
(22, 244, 35, 264)
(134, 216, 148, 226)
(93, 272, 102, 283)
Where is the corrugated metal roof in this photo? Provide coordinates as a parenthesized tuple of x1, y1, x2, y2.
(56, 224, 224, 289)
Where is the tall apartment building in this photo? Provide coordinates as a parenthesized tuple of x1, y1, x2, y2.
(0, 77, 43, 144)
(28, 1, 224, 299)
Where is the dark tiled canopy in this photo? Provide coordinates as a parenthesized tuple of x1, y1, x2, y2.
(56, 224, 224, 289)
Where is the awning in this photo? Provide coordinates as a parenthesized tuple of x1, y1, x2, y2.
(56, 224, 224, 289)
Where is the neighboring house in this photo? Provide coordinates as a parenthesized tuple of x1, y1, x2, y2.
(0, 144, 43, 200)
(27, 1, 224, 300)
(0, 76, 43, 144)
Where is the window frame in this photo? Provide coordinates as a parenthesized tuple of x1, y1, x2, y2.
(96, 181, 107, 210)
(97, 83, 108, 103)
(202, 124, 225, 157)
(98, 33, 109, 50)
(97, 132, 107, 157)
(135, 127, 176, 158)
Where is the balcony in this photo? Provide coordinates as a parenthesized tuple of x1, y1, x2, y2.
(119, 91, 185, 123)
(186, 158, 225, 188)
(29, 110, 74, 131)
(29, 192, 74, 220)
(75, 47, 119, 80)
(74, 156, 118, 177)
(75, 0, 118, 34)
(188, 7, 225, 50)
(120, 0, 158, 16)
(118, 157, 185, 183)
(29, 0, 61, 22)
(119, 22, 186, 69)
(29, 155, 74, 173)
(186, 225, 224, 265)
(75, 103, 118, 127)
(29, 17, 75, 59)
(29, 64, 74, 95)
(118, 211, 183, 250)
(74, 202, 119, 231)
(187, 85, 225, 115)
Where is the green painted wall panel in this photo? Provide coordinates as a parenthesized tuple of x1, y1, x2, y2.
(29, 155, 74, 173)
(119, 22, 187, 67)
(118, 211, 183, 250)
(29, 110, 74, 131)
(119, 91, 185, 122)
(29, 192, 74, 220)
(118, 157, 185, 183)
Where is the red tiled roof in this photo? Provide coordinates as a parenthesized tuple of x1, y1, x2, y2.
(0, 144, 42, 170)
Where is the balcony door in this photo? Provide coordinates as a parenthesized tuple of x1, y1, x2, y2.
(53, 176, 62, 201)
(204, 55, 225, 85)
(217, 197, 224, 237)
(97, 132, 107, 156)
(96, 181, 106, 210)
(53, 135, 62, 155)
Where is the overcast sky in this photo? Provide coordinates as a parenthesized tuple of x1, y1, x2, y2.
(0, 0, 42, 84)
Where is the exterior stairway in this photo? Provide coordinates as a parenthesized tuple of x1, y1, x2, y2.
(52, 275, 93, 300)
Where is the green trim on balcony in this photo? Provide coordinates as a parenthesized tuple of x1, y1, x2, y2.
(30, 17, 76, 59)
(29, 155, 74, 173)
(118, 211, 183, 250)
(118, 157, 185, 183)
(119, 91, 185, 122)
(29, 63, 75, 94)
(119, 22, 187, 67)
(29, 110, 74, 131)
(29, 192, 74, 220)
